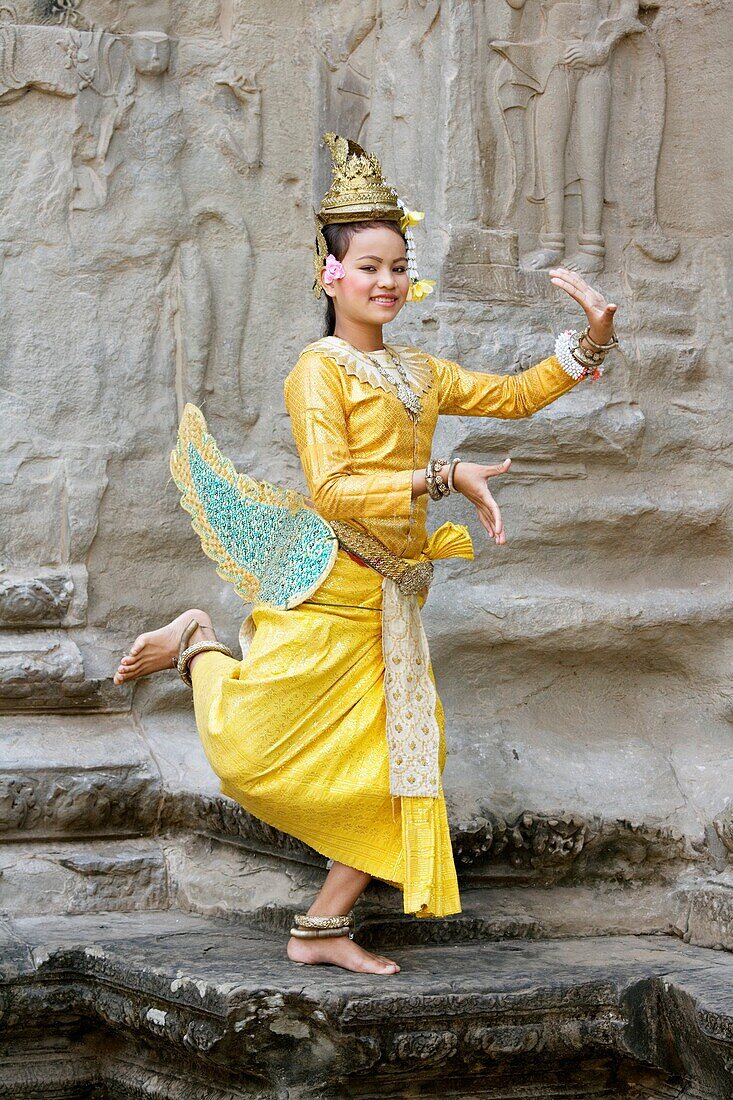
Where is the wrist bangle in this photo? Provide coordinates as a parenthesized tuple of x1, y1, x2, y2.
(554, 329, 605, 382)
(447, 458, 461, 493)
(582, 325, 619, 353)
(425, 457, 450, 501)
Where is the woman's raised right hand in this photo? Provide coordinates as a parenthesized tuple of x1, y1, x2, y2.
(452, 458, 511, 545)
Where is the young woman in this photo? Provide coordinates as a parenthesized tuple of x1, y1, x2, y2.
(114, 134, 619, 976)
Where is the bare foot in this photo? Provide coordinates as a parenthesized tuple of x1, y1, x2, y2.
(564, 250, 604, 274)
(520, 247, 563, 271)
(113, 608, 215, 685)
(287, 935, 400, 975)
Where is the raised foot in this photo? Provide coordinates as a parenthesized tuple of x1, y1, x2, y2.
(113, 608, 214, 685)
(287, 935, 400, 975)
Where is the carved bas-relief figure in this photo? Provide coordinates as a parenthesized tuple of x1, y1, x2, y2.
(211, 65, 262, 174)
(110, 31, 212, 408)
(366, 0, 441, 185)
(0, 17, 134, 211)
(493, 0, 647, 273)
(317, 0, 379, 148)
(178, 44, 261, 419)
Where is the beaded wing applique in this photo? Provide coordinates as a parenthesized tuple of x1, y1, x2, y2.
(170, 404, 338, 610)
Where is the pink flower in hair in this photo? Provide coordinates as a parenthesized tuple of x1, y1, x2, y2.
(322, 254, 346, 285)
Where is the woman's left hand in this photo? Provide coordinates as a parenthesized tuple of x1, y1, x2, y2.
(549, 267, 618, 345)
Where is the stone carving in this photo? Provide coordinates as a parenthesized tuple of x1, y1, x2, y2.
(388, 1029, 458, 1068)
(0, 769, 158, 835)
(177, 42, 258, 416)
(465, 1023, 544, 1056)
(211, 66, 262, 174)
(0, 22, 254, 410)
(713, 806, 733, 858)
(366, 0, 441, 185)
(316, 0, 379, 164)
(0, 573, 73, 627)
(0, 776, 38, 832)
(49, 0, 86, 27)
(451, 809, 699, 883)
(453, 810, 588, 873)
(0, 18, 135, 210)
(491, 0, 678, 272)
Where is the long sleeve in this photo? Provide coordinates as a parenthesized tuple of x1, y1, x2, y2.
(435, 353, 580, 418)
(283, 353, 414, 521)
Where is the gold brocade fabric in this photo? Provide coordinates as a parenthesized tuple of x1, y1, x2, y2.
(190, 550, 461, 917)
(283, 337, 579, 558)
(189, 339, 581, 918)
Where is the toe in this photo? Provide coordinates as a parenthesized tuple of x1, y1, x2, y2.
(381, 957, 400, 972)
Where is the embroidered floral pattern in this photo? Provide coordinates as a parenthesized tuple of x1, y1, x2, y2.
(381, 576, 441, 798)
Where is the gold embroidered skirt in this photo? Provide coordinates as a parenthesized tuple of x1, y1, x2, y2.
(190, 547, 461, 918)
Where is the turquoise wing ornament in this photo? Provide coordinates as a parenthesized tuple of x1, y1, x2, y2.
(170, 403, 338, 609)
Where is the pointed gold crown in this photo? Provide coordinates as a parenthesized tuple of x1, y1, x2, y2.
(317, 133, 402, 224)
(313, 132, 434, 303)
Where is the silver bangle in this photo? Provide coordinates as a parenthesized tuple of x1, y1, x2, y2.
(447, 457, 462, 493)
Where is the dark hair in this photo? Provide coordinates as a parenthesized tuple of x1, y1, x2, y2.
(320, 220, 406, 337)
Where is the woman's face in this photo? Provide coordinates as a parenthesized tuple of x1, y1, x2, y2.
(321, 224, 410, 326)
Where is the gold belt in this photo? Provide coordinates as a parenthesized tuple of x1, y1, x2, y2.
(329, 520, 434, 597)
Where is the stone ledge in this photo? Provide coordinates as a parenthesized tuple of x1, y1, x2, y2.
(426, 583, 733, 653)
(0, 913, 732, 1097)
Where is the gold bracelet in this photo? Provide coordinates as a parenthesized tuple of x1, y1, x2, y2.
(293, 911, 354, 930)
(447, 458, 462, 493)
(176, 640, 234, 687)
(581, 325, 619, 353)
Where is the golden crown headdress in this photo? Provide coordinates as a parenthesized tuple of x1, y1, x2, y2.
(313, 133, 435, 303)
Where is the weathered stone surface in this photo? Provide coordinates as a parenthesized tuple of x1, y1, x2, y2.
(1, 0, 731, 883)
(2, 0, 733, 1091)
(0, 838, 168, 916)
(0, 714, 161, 836)
(0, 914, 732, 1097)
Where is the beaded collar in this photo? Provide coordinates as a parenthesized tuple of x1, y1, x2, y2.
(303, 337, 434, 407)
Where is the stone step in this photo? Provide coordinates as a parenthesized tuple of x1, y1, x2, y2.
(0, 912, 731, 1098)
(0, 713, 162, 841)
(464, 487, 729, 565)
(426, 581, 733, 655)
(1, 707, 725, 914)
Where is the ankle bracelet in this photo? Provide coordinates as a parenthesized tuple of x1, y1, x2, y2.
(177, 640, 234, 687)
(290, 911, 355, 939)
(292, 911, 354, 929)
(289, 926, 353, 939)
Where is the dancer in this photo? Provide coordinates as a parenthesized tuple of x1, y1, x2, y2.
(114, 134, 619, 975)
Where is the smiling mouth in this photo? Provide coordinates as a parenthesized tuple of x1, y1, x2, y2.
(371, 296, 398, 305)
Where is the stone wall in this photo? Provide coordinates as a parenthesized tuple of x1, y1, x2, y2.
(1, 0, 732, 922)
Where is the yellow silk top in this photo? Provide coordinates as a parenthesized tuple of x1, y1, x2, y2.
(283, 335, 580, 559)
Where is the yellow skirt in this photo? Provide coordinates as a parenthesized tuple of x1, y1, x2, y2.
(190, 548, 461, 918)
